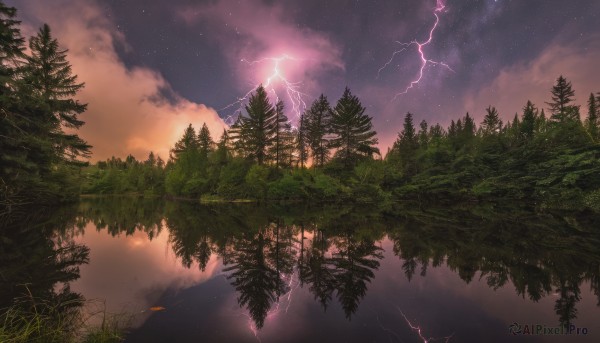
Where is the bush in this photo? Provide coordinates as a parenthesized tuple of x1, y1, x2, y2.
(217, 158, 250, 198)
(268, 174, 307, 200)
(245, 165, 270, 199)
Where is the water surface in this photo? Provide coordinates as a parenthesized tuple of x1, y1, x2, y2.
(3, 198, 600, 342)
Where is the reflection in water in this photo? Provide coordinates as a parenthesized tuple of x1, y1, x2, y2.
(0, 206, 90, 341)
(2, 198, 600, 341)
(387, 204, 600, 329)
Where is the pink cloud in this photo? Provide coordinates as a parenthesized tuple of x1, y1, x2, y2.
(464, 35, 600, 123)
(179, 1, 344, 120)
(18, 0, 228, 161)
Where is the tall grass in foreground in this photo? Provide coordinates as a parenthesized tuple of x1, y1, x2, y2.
(0, 289, 131, 343)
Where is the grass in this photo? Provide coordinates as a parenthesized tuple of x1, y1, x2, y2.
(0, 288, 132, 343)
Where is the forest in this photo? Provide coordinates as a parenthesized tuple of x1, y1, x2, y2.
(1, 2, 600, 212)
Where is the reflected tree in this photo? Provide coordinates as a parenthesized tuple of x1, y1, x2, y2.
(331, 235, 383, 319)
(0, 206, 90, 341)
(224, 227, 293, 329)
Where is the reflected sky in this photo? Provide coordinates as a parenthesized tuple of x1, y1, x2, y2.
(66, 210, 600, 343)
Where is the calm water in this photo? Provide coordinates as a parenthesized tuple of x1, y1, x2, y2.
(2, 198, 600, 342)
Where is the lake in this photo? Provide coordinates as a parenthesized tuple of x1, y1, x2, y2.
(2, 197, 600, 342)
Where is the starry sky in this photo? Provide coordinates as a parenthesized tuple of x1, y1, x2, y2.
(7, 0, 600, 160)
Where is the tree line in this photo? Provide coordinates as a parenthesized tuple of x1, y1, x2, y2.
(84, 74, 600, 211)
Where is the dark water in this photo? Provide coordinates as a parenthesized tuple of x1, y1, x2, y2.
(2, 198, 600, 342)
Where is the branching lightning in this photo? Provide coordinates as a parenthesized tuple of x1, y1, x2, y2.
(398, 308, 454, 343)
(222, 54, 308, 125)
(379, 0, 454, 99)
(237, 269, 300, 342)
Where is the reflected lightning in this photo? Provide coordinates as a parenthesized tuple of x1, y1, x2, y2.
(398, 308, 454, 343)
(379, 0, 453, 99)
(222, 54, 308, 125)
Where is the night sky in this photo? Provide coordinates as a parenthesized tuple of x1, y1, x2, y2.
(7, 0, 600, 160)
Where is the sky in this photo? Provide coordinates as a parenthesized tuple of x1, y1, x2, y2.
(7, 0, 600, 160)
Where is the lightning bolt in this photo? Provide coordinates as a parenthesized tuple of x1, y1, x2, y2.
(398, 308, 454, 343)
(221, 54, 308, 125)
(235, 269, 300, 341)
(379, 0, 454, 99)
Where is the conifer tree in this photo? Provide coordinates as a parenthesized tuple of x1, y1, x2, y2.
(227, 114, 246, 157)
(521, 100, 537, 140)
(391, 112, 418, 175)
(481, 106, 503, 135)
(0, 2, 27, 204)
(305, 94, 332, 167)
(271, 100, 290, 168)
(586, 93, 598, 140)
(547, 75, 578, 122)
(296, 113, 309, 168)
(24, 24, 90, 163)
(171, 124, 199, 161)
(329, 88, 379, 167)
(215, 129, 230, 166)
(418, 120, 429, 149)
(198, 123, 213, 160)
(240, 85, 276, 165)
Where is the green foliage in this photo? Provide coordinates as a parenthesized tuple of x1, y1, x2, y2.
(217, 158, 251, 198)
(245, 164, 270, 199)
(312, 173, 346, 200)
(267, 173, 307, 199)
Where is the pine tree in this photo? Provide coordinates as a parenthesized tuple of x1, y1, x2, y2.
(418, 120, 428, 149)
(227, 113, 246, 157)
(271, 100, 290, 167)
(171, 124, 199, 161)
(198, 123, 213, 159)
(391, 112, 418, 175)
(481, 106, 502, 135)
(586, 93, 598, 140)
(0, 2, 27, 204)
(240, 85, 276, 165)
(546, 75, 577, 122)
(329, 88, 379, 167)
(215, 129, 230, 166)
(305, 94, 332, 167)
(521, 100, 537, 140)
(23, 24, 90, 163)
(296, 113, 309, 168)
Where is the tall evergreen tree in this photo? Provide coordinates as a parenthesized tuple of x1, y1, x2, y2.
(271, 100, 290, 168)
(197, 123, 213, 159)
(586, 93, 598, 141)
(390, 112, 418, 175)
(297, 113, 309, 168)
(418, 120, 429, 149)
(0, 2, 27, 204)
(521, 100, 537, 140)
(215, 129, 230, 166)
(171, 124, 199, 161)
(329, 88, 379, 167)
(481, 106, 503, 135)
(227, 113, 246, 157)
(240, 85, 276, 165)
(306, 94, 332, 167)
(23, 24, 90, 163)
(546, 75, 578, 122)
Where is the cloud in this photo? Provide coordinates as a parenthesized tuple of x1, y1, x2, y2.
(179, 1, 344, 120)
(464, 34, 600, 122)
(16, 0, 227, 161)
